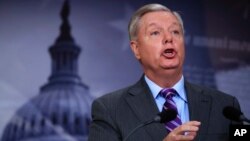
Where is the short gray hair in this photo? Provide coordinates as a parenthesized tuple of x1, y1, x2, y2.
(128, 3, 184, 41)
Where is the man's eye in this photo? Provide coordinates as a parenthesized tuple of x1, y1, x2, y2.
(172, 30, 180, 35)
(150, 31, 160, 36)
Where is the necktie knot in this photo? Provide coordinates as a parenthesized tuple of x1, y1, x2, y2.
(160, 88, 177, 99)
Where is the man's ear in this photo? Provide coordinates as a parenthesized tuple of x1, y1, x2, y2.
(130, 40, 141, 60)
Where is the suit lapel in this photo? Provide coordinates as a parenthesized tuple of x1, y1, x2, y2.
(185, 81, 212, 141)
(125, 77, 167, 140)
(124, 78, 212, 140)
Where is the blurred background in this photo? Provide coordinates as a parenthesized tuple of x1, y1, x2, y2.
(0, 0, 249, 140)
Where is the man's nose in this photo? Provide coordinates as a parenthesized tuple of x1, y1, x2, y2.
(163, 32, 173, 44)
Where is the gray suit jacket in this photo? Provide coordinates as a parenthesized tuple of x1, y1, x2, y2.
(88, 76, 241, 141)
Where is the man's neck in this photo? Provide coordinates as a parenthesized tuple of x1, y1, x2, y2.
(144, 71, 182, 88)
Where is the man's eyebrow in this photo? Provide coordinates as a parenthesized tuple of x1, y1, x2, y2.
(170, 22, 181, 28)
(146, 23, 162, 31)
(145, 23, 161, 33)
(147, 23, 159, 27)
(148, 22, 181, 28)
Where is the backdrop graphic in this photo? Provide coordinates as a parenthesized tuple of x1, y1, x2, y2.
(0, 0, 249, 140)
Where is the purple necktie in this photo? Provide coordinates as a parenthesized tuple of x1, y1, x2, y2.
(160, 88, 182, 131)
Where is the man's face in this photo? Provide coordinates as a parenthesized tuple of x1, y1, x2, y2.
(130, 11, 185, 77)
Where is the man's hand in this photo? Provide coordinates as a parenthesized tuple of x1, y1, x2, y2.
(163, 121, 201, 141)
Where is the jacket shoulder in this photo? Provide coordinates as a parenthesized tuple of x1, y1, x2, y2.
(186, 81, 238, 105)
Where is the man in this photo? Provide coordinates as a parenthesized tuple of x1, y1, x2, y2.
(88, 3, 241, 141)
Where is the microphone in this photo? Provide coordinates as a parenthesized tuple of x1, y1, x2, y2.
(123, 109, 177, 141)
(223, 106, 250, 123)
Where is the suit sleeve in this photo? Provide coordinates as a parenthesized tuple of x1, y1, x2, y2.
(88, 99, 121, 141)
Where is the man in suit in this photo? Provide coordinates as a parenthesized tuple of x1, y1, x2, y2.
(88, 3, 241, 141)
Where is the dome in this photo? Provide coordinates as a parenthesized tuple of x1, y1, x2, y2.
(1, 83, 92, 141)
(1, 0, 93, 140)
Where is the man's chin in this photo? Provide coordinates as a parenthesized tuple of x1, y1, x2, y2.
(161, 64, 179, 70)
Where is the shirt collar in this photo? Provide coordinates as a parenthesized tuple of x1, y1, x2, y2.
(144, 75, 187, 102)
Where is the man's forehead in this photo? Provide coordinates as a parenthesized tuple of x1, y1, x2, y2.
(140, 11, 180, 25)
(142, 11, 174, 19)
(140, 20, 181, 32)
(147, 22, 181, 28)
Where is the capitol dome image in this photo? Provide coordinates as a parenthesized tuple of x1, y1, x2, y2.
(1, 0, 93, 140)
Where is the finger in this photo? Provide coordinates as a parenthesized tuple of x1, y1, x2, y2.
(184, 121, 201, 127)
(177, 124, 199, 133)
(173, 134, 196, 141)
(180, 121, 201, 132)
(170, 134, 196, 141)
(173, 123, 200, 136)
(185, 131, 197, 136)
(163, 128, 198, 141)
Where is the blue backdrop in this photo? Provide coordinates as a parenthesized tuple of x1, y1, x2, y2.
(0, 0, 249, 139)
